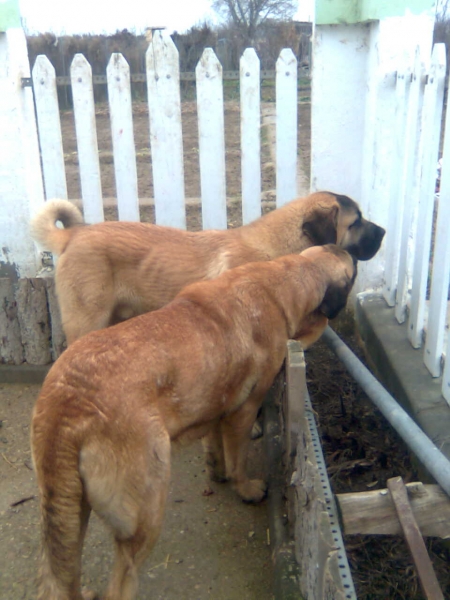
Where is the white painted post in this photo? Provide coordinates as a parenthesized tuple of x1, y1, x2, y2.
(395, 48, 426, 324)
(196, 48, 227, 230)
(312, 8, 435, 297)
(240, 48, 261, 224)
(424, 52, 450, 377)
(276, 48, 297, 207)
(382, 67, 410, 307)
(107, 53, 139, 222)
(32, 55, 68, 200)
(408, 44, 446, 349)
(70, 53, 104, 223)
(0, 28, 44, 278)
(146, 31, 186, 229)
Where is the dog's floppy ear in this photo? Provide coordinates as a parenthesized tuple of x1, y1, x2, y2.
(302, 204, 339, 245)
(319, 281, 351, 320)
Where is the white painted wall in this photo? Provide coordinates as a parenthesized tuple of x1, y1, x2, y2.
(0, 28, 44, 279)
(311, 13, 435, 294)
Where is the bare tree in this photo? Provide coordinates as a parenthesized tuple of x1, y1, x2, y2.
(211, 0, 298, 45)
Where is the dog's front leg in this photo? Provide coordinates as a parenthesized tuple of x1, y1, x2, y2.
(221, 397, 267, 503)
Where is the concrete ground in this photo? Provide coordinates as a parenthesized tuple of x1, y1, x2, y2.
(0, 382, 273, 600)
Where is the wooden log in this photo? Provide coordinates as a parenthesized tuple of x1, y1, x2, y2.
(0, 278, 23, 364)
(15, 278, 51, 365)
(336, 482, 450, 537)
(42, 276, 66, 360)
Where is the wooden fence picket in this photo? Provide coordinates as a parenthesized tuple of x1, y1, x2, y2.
(424, 47, 450, 378)
(408, 44, 446, 349)
(240, 48, 261, 224)
(196, 48, 227, 230)
(107, 53, 139, 222)
(383, 67, 410, 307)
(32, 55, 68, 200)
(395, 48, 426, 324)
(70, 53, 104, 223)
(276, 49, 298, 206)
(146, 31, 186, 229)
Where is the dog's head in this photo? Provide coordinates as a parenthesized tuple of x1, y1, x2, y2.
(301, 192, 385, 261)
(301, 244, 357, 319)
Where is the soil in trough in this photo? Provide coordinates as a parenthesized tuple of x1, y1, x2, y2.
(306, 315, 450, 599)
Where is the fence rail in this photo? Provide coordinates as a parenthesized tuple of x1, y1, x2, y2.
(22, 68, 311, 87)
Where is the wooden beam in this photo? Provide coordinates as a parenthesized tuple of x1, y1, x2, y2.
(336, 482, 450, 537)
(388, 477, 444, 600)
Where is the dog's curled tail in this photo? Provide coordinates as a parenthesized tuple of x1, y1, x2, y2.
(31, 199, 84, 256)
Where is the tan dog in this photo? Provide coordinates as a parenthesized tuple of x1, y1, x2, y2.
(31, 245, 356, 600)
(31, 191, 384, 345)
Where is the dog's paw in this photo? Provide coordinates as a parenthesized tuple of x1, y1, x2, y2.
(236, 478, 267, 503)
(250, 420, 263, 440)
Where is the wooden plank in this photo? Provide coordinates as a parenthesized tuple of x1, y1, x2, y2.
(285, 342, 356, 598)
(388, 477, 444, 600)
(286, 340, 306, 459)
(240, 48, 261, 225)
(408, 43, 446, 349)
(196, 48, 227, 230)
(276, 49, 297, 206)
(107, 53, 139, 222)
(42, 276, 66, 361)
(0, 278, 23, 364)
(146, 31, 186, 229)
(32, 55, 68, 200)
(70, 53, 104, 223)
(15, 278, 51, 365)
(337, 482, 450, 537)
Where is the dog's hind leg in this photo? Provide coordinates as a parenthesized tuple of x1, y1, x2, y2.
(81, 422, 171, 600)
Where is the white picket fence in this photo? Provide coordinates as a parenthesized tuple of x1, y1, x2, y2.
(32, 31, 298, 233)
(11, 29, 450, 404)
(379, 42, 450, 402)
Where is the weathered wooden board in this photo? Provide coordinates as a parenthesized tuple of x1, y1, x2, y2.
(0, 276, 64, 366)
(337, 482, 450, 538)
(388, 477, 444, 600)
(41, 276, 66, 361)
(279, 341, 355, 600)
(15, 278, 51, 365)
(0, 277, 23, 364)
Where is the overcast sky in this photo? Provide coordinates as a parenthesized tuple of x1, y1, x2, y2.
(19, 0, 308, 36)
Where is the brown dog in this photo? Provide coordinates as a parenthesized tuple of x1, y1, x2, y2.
(31, 245, 356, 600)
(31, 191, 384, 345)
